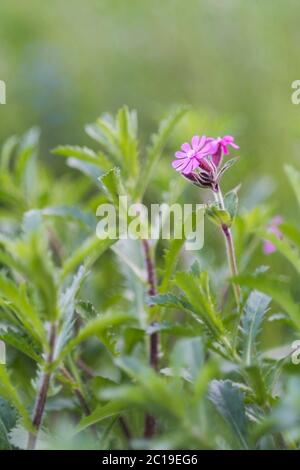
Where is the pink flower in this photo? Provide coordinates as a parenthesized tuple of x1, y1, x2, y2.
(210, 135, 239, 167)
(172, 135, 214, 175)
(263, 216, 283, 255)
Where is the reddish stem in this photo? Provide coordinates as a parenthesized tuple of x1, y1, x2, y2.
(141, 238, 159, 438)
(27, 323, 56, 450)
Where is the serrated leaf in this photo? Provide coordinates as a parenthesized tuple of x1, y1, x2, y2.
(174, 271, 224, 338)
(149, 292, 193, 312)
(241, 290, 271, 365)
(209, 379, 248, 449)
(0, 366, 32, 430)
(0, 274, 45, 344)
(98, 167, 126, 206)
(54, 312, 133, 365)
(234, 273, 300, 331)
(0, 329, 42, 363)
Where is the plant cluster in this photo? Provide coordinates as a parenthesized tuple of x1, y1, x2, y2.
(0, 107, 300, 450)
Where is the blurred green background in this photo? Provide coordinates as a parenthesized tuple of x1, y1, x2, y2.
(1, 0, 300, 206)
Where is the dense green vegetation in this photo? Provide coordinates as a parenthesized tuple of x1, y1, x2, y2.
(0, 0, 300, 451)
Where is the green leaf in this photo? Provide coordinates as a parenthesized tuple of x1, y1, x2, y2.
(117, 106, 139, 179)
(116, 356, 185, 419)
(170, 337, 204, 381)
(27, 206, 96, 230)
(18, 225, 58, 321)
(285, 164, 300, 209)
(0, 329, 42, 363)
(52, 145, 109, 169)
(15, 127, 40, 187)
(206, 205, 232, 227)
(209, 379, 248, 449)
(245, 365, 268, 406)
(280, 222, 300, 250)
(76, 401, 127, 433)
(0, 274, 45, 344)
(0, 135, 19, 172)
(54, 312, 133, 365)
(88, 116, 121, 160)
(224, 190, 239, 221)
(0, 366, 32, 430)
(149, 292, 192, 310)
(135, 106, 189, 200)
(60, 235, 116, 280)
(67, 157, 106, 183)
(160, 239, 186, 293)
(160, 207, 205, 293)
(174, 271, 224, 337)
(234, 273, 300, 331)
(241, 290, 271, 365)
(98, 167, 126, 207)
(0, 417, 10, 450)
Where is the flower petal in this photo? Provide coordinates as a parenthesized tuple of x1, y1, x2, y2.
(201, 140, 218, 155)
(198, 135, 207, 149)
(223, 135, 234, 143)
(182, 159, 195, 174)
(230, 142, 239, 149)
(181, 143, 191, 152)
(175, 151, 186, 158)
(172, 159, 187, 170)
(191, 135, 200, 150)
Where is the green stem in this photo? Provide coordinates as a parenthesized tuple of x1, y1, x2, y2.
(214, 186, 241, 308)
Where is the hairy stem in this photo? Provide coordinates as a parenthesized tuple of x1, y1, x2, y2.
(141, 238, 159, 438)
(214, 186, 241, 307)
(27, 323, 56, 450)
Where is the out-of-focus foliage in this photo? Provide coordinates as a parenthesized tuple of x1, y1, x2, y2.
(1, 0, 300, 211)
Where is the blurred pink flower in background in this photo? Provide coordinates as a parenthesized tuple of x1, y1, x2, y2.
(263, 215, 283, 255)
